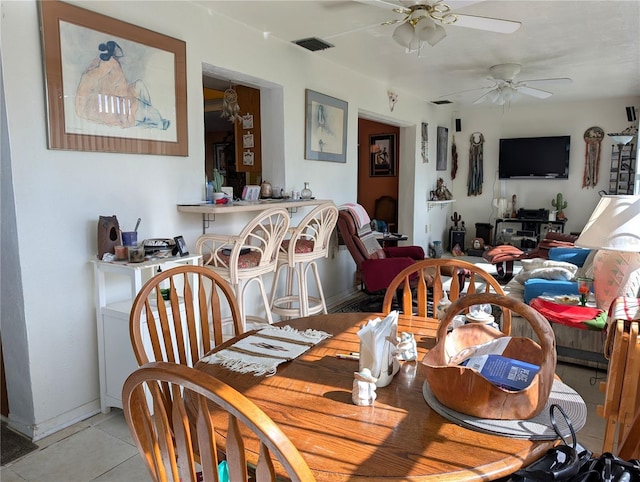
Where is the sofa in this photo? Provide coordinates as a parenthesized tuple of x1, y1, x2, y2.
(501, 246, 608, 369)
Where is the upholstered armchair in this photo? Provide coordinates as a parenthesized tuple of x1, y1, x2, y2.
(337, 206, 425, 293)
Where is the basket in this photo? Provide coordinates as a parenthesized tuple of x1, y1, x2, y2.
(421, 293, 557, 420)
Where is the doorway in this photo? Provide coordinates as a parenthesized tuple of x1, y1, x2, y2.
(357, 118, 400, 231)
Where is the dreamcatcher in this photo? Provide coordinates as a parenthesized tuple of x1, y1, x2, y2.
(467, 132, 484, 196)
(582, 126, 604, 188)
(221, 87, 242, 122)
(451, 135, 458, 179)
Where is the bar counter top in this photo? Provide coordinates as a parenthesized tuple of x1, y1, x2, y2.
(177, 198, 331, 214)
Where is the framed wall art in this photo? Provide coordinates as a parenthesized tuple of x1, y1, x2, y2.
(213, 142, 230, 174)
(369, 134, 396, 177)
(305, 89, 348, 163)
(39, 1, 188, 156)
(421, 122, 429, 163)
(436, 126, 448, 171)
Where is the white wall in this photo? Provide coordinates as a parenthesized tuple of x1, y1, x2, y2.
(1, 0, 637, 439)
(0, 0, 441, 439)
(443, 99, 639, 243)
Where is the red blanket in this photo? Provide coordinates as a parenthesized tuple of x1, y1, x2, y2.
(529, 297, 606, 331)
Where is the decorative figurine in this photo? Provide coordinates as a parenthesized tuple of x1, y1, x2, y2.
(552, 193, 568, 220)
(451, 211, 462, 229)
(396, 332, 417, 361)
(352, 368, 378, 406)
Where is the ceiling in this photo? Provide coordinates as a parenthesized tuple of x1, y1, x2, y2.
(198, 0, 640, 108)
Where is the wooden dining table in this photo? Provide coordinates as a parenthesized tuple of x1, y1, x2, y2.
(194, 312, 556, 481)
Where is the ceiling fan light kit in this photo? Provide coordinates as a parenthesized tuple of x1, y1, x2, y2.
(391, 4, 450, 48)
(385, 1, 521, 51)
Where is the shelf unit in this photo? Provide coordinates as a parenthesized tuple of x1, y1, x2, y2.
(427, 199, 455, 212)
(608, 143, 636, 195)
(91, 254, 201, 412)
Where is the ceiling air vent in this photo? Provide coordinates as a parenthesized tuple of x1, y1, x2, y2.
(432, 100, 453, 105)
(292, 37, 334, 52)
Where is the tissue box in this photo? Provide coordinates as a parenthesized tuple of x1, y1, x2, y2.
(461, 355, 540, 391)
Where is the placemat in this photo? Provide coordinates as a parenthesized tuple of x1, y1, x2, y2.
(422, 378, 586, 440)
(201, 325, 331, 376)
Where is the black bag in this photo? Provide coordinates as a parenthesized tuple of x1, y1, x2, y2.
(509, 404, 640, 482)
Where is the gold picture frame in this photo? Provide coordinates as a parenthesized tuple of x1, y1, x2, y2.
(39, 1, 188, 156)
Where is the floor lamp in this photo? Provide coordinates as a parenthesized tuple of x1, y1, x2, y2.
(575, 195, 640, 312)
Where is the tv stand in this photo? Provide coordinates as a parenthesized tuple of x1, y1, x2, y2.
(494, 218, 565, 245)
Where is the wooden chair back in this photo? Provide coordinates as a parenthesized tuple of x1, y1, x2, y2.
(599, 303, 640, 458)
(129, 265, 242, 367)
(382, 258, 512, 334)
(374, 195, 398, 231)
(122, 362, 316, 482)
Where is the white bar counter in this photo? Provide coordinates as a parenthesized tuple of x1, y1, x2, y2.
(177, 199, 333, 232)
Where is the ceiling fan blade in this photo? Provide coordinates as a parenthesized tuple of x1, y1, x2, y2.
(517, 86, 553, 99)
(473, 89, 500, 104)
(352, 0, 410, 13)
(519, 77, 573, 85)
(451, 14, 521, 34)
(322, 20, 397, 40)
(439, 85, 492, 98)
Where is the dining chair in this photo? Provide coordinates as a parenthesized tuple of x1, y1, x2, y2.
(122, 361, 316, 482)
(382, 258, 512, 333)
(270, 202, 339, 318)
(129, 264, 243, 367)
(196, 207, 291, 330)
(373, 195, 398, 233)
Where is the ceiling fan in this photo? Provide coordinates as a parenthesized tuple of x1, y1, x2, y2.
(359, 0, 521, 49)
(443, 63, 573, 105)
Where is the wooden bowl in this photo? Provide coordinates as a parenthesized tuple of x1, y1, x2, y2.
(421, 293, 556, 420)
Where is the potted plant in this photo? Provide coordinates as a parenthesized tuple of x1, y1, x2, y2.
(211, 169, 225, 201)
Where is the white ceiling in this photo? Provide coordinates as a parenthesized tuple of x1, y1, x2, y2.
(199, 0, 640, 107)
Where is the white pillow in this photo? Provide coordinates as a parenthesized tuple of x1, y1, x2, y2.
(520, 258, 578, 275)
(515, 266, 576, 283)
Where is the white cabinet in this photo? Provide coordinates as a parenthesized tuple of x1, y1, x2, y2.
(91, 255, 200, 412)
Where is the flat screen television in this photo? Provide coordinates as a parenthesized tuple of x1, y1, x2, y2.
(499, 135, 570, 179)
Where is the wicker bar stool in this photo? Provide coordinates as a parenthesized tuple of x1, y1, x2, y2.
(270, 203, 339, 319)
(196, 207, 290, 330)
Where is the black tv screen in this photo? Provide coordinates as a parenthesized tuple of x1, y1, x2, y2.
(499, 136, 570, 179)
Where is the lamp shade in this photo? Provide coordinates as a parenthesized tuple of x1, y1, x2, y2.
(575, 195, 640, 252)
(608, 134, 634, 146)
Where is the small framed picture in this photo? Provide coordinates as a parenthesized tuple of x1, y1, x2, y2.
(243, 133, 254, 148)
(173, 236, 189, 256)
(242, 114, 254, 129)
(243, 151, 254, 166)
(242, 185, 260, 201)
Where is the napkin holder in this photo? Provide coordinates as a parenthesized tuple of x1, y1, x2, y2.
(358, 312, 401, 388)
(421, 293, 556, 420)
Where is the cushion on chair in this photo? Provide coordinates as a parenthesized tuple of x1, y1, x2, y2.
(281, 239, 315, 254)
(384, 245, 425, 260)
(483, 244, 524, 264)
(525, 232, 579, 259)
(219, 251, 263, 269)
(361, 257, 417, 293)
(548, 247, 592, 267)
(523, 278, 579, 304)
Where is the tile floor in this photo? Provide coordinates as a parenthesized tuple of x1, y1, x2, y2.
(0, 362, 608, 482)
